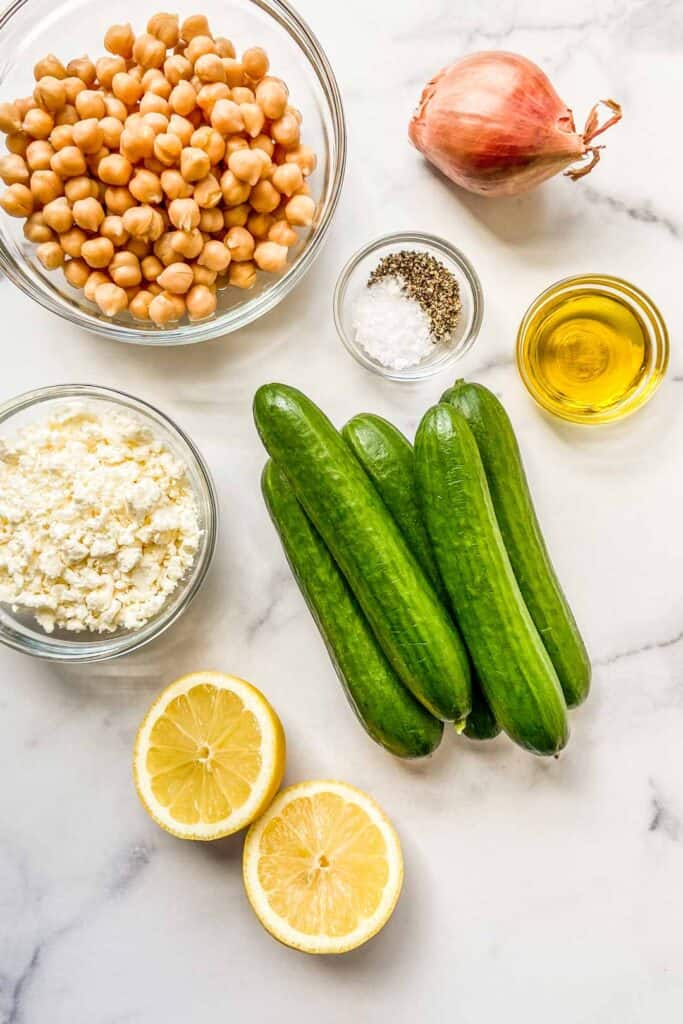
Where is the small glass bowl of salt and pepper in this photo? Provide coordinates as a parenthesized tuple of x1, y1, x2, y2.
(333, 232, 483, 381)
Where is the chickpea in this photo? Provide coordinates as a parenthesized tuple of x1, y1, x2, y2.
(151, 131, 181, 168)
(268, 219, 297, 248)
(222, 59, 245, 88)
(140, 254, 162, 280)
(147, 12, 179, 48)
(181, 14, 211, 41)
(228, 259, 256, 289)
(120, 124, 156, 162)
(253, 148, 273, 181)
(96, 56, 127, 90)
(7, 132, 29, 157)
(240, 102, 264, 139)
(73, 90, 105, 120)
(166, 196, 198, 231)
(122, 204, 163, 241)
(250, 179, 280, 215)
(271, 112, 300, 148)
(223, 202, 249, 228)
(145, 73, 173, 101)
(142, 113, 169, 138)
(195, 82, 230, 116)
(254, 240, 287, 273)
(242, 47, 269, 82)
(108, 250, 142, 288)
(193, 173, 221, 209)
(99, 116, 124, 149)
(65, 176, 97, 202)
(49, 124, 74, 151)
(167, 114, 194, 146)
(232, 86, 255, 105)
(170, 228, 203, 258)
(62, 77, 86, 105)
(220, 169, 251, 206)
(15, 97, 36, 120)
(65, 56, 95, 85)
(157, 261, 193, 294)
(180, 146, 210, 182)
(49, 145, 85, 179)
(128, 237, 152, 259)
(248, 211, 275, 239)
(72, 118, 103, 154)
(55, 104, 78, 126)
(192, 263, 217, 287)
(154, 231, 177, 266)
(25, 140, 54, 172)
(169, 80, 197, 117)
(36, 239, 64, 270)
(186, 283, 216, 320)
(128, 168, 162, 205)
(286, 144, 317, 176)
(194, 53, 225, 84)
(30, 169, 63, 205)
(81, 236, 114, 269)
(34, 54, 67, 81)
(283, 193, 315, 227)
(210, 98, 243, 135)
(139, 92, 171, 117)
(0, 154, 29, 185)
(100, 215, 129, 247)
(104, 185, 136, 215)
(23, 212, 53, 243)
(149, 289, 185, 325)
(160, 168, 192, 200)
(199, 207, 224, 233)
(0, 101, 21, 134)
(185, 35, 216, 63)
(164, 55, 193, 85)
(34, 76, 66, 114)
(225, 225, 254, 262)
(64, 257, 90, 288)
(86, 146, 109, 177)
(94, 281, 128, 316)
(272, 161, 303, 196)
(255, 77, 288, 120)
(133, 34, 166, 70)
(104, 96, 128, 122)
(23, 108, 54, 140)
(0, 183, 33, 216)
(227, 147, 262, 187)
(214, 37, 236, 59)
(83, 270, 110, 300)
(104, 23, 135, 59)
(191, 125, 224, 164)
(129, 288, 154, 320)
(112, 72, 144, 107)
(71, 195, 103, 231)
(198, 238, 230, 272)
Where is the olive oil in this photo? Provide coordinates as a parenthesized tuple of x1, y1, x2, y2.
(517, 276, 669, 424)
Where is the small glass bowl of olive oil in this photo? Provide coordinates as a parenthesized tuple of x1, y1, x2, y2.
(516, 275, 669, 424)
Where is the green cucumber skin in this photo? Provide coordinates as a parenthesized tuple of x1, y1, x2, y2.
(343, 413, 501, 742)
(341, 414, 447, 601)
(441, 381, 591, 708)
(253, 384, 472, 722)
(415, 404, 569, 756)
(262, 463, 443, 759)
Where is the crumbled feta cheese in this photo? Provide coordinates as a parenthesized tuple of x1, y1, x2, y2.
(0, 402, 201, 634)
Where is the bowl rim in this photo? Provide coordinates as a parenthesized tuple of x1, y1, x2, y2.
(516, 272, 670, 425)
(0, 383, 218, 661)
(0, 0, 347, 345)
(332, 230, 484, 382)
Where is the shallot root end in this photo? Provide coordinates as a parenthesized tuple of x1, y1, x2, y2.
(565, 146, 603, 181)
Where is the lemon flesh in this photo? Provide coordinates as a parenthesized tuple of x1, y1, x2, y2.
(243, 780, 403, 954)
(134, 671, 285, 840)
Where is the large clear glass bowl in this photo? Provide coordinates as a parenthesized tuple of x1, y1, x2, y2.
(0, 0, 346, 344)
(0, 385, 217, 661)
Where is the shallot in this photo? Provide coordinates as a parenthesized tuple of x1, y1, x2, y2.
(409, 52, 622, 197)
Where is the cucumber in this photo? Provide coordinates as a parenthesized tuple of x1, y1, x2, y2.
(441, 381, 591, 708)
(341, 414, 447, 601)
(262, 462, 443, 759)
(415, 403, 569, 756)
(343, 413, 500, 742)
(253, 384, 472, 722)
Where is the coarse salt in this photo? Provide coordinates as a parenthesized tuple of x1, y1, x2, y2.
(352, 276, 434, 371)
(0, 403, 201, 635)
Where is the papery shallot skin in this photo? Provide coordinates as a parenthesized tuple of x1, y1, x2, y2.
(409, 52, 603, 197)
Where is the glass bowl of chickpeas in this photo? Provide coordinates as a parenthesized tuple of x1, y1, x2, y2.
(0, 2, 345, 342)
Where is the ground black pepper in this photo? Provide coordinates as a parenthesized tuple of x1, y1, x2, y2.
(368, 250, 461, 343)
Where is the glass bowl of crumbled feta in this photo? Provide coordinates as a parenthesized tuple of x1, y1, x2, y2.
(0, 384, 217, 661)
(333, 232, 483, 381)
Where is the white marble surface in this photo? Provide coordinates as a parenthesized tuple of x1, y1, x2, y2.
(2, 1, 683, 1021)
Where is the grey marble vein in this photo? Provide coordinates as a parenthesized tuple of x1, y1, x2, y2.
(649, 782, 680, 841)
(106, 842, 155, 898)
(594, 625, 683, 667)
(581, 187, 681, 240)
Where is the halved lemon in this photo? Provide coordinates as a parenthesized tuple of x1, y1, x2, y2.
(243, 780, 403, 954)
(133, 671, 285, 841)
